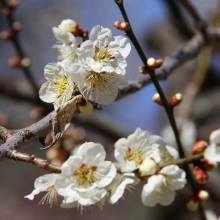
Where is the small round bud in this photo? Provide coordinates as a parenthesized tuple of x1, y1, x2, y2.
(147, 58, 156, 69)
(152, 93, 163, 106)
(169, 93, 182, 107)
(0, 111, 8, 126)
(2, 7, 10, 16)
(139, 158, 157, 177)
(0, 30, 12, 40)
(114, 21, 121, 29)
(155, 59, 163, 68)
(12, 22, 22, 32)
(198, 190, 209, 201)
(21, 58, 30, 67)
(193, 165, 209, 184)
(9, 0, 19, 10)
(77, 101, 93, 116)
(186, 194, 199, 211)
(8, 57, 20, 68)
(139, 66, 148, 74)
(29, 108, 44, 119)
(200, 158, 218, 172)
(191, 141, 208, 155)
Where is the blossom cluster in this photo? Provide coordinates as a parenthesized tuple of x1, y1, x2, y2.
(25, 128, 186, 210)
(39, 19, 131, 109)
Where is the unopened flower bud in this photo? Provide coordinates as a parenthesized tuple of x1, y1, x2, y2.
(59, 19, 81, 37)
(29, 108, 44, 119)
(77, 100, 93, 116)
(155, 59, 163, 68)
(169, 93, 182, 107)
(146, 58, 156, 70)
(8, 57, 20, 68)
(2, 7, 10, 16)
(139, 66, 148, 74)
(186, 194, 199, 211)
(139, 158, 157, 177)
(0, 30, 12, 40)
(9, 0, 19, 10)
(193, 165, 209, 184)
(152, 93, 163, 106)
(191, 141, 208, 155)
(114, 21, 130, 32)
(198, 190, 209, 201)
(200, 158, 218, 172)
(12, 22, 21, 32)
(21, 58, 30, 67)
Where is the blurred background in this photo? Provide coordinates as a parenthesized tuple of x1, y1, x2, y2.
(0, 0, 220, 219)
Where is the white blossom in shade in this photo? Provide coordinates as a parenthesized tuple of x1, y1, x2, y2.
(39, 63, 76, 109)
(24, 174, 61, 207)
(52, 19, 79, 44)
(68, 63, 126, 105)
(141, 165, 186, 207)
(76, 25, 131, 75)
(205, 210, 219, 220)
(54, 33, 78, 68)
(204, 128, 220, 162)
(114, 128, 179, 173)
(55, 142, 116, 206)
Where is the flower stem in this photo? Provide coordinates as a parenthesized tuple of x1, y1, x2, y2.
(115, 1, 207, 219)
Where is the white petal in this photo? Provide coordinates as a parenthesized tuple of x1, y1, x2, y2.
(44, 63, 65, 81)
(95, 161, 116, 187)
(34, 173, 59, 189)
(78, 142, 106, 165)
(24, 188, 42, 200)
(210, 128, 220, 144)
(109, 36, 131, 58)
(158, 188, 175, 206)
(204, 144, 220, 162)
(141, 184, 159, 207)
(39, 82, 57, 103)
(166, 145, 179, 160)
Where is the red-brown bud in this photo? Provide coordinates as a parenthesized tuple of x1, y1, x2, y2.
(169, 93, 182, 107)
(193, 165, 209, 184)
(29, 108, 44, 119)
(0, 30, 12, 40)
(12, 22, 22, 33)
(200, 158, 218, 172)
(9, 0, 19, 10)
(2, 7, 10, 16)
(152, 93, 163, 106)
(8, 57, 20, 68)
(155, 59, 163, 68)
(191, 141, 208, 155)
(114, 21, 130, 32)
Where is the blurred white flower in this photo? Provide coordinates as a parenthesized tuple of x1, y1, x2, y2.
(24, 174, 61, 207)
(204, 128, 220, 162)
(39, 63, 76, 109)
(205, 210, 218, 220)
(68, 63, 126, 105)
(55, 142, 116, 206)
(114, 128, 179, 173)
(141, 165, 186, 207)
(77, 25, 131, 74)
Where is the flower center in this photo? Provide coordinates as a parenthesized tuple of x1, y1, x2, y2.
(55, 76, 70, 95)
(94, 46, 115, 63)
(125, 147, 143, 165)
(74, 164, 97, 186)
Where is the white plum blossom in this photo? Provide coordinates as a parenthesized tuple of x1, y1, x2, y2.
(77, 25, 131, 75)
(204, 128, 220, 162)
(205, 210, 219, 220)
(68, 63, 126, 105)
(24, 174, 61, 207)
(55, 142, 117, 207)
(52, 19, 79, 44)
(114, 128, 179, 173)
(141, 165, 186, 207)
(39, 63, 76, 109)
